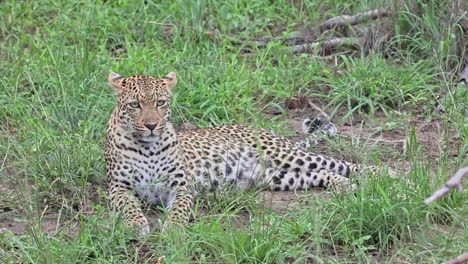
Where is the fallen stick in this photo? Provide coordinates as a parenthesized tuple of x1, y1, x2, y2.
(291, 37, 362, 53)
(424, 167, 467, 204)
(144, 21, 177, 27)
(319, 8, 393, 32)
(425, 167, 467, 264)
(307, 100, 329, 119)
(443, 252, 468, 264)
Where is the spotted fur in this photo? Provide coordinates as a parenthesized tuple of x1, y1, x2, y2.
(105, 72, 386, 235)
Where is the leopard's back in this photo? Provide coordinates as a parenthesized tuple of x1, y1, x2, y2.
(177, 125, 354, 192)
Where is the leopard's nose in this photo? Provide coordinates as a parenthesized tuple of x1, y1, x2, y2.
(145, 123, 157, 131)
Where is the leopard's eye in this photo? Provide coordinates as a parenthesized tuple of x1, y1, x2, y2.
(128, 102, 140, 108)
(157, 100, 167, 107)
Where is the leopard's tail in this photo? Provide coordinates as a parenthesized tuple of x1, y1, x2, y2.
(302, 117, 337, 135)
(295, 117, 337, 150)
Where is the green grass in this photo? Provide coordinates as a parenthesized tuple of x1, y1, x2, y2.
(320, 54, 440, 117)
(1, 0, 467, 263)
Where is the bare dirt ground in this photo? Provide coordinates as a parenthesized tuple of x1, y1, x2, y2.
(0, 177, 81, 237)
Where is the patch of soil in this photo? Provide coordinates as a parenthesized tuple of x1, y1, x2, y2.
(259, 189, 329, 215)
(0, 214, 79, 237)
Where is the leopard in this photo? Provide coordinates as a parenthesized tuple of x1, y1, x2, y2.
(104, 71, 391, 236)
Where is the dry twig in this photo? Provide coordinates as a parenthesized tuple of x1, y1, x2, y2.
(424, 167, 467, 204)
(443, 252, 468, 264)
(144, 21, 177, 27)
(319, 8, 393, 31)
(201, 8, 393, 55)
(425, 167, 467, 264)
(291, 37, 363, 53)
(307, 100, 329, 119)
(155, 256, 165, 264)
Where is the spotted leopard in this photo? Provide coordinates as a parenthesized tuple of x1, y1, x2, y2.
(105, 72, 389, 235)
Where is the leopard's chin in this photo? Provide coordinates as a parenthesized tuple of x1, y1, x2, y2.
(139, 135, 160, 144)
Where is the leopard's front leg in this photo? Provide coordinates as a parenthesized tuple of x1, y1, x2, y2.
(162, 185, 194, 231)
(109, 184, 150, 236)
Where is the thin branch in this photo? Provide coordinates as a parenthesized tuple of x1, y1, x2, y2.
(207, 9, 392, 52)
(402, 138, 407, 155)
(307, 100, 329, 119)
(291, 37, 363, 53)
(424, 167, 467, 205)
(443, 252, 468, 264)
(144, 21, 177, 27)
(319, 8, 393, 32)
(156, 256, 165, 264)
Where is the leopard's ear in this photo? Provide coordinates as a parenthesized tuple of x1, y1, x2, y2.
(162, 72, 177, 90)
(108, 72, 125, 95)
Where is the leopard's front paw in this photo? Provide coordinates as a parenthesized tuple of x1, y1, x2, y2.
(161, 221, 171, 233)
(138, 223, 151, 236)
(387, 167, 398, 178)
(161, 218, 184, 233)
(128, 218, 151, 236)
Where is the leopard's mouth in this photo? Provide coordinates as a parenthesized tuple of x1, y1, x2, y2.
(147, 132, 159, 138)
(139, 134, 160, 144)
(147, 127, 164, 135)
(142, 132, 159, 138)
(142, 128, 165, 139)
(132, 129, 158, 139)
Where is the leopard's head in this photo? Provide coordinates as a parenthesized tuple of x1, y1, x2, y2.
(108, 72, 177, 140)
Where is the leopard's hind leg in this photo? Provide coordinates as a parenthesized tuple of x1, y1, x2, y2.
(266, 168, 356, 192)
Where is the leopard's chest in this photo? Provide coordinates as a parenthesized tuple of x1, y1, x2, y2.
(111, 138, 180, 205)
